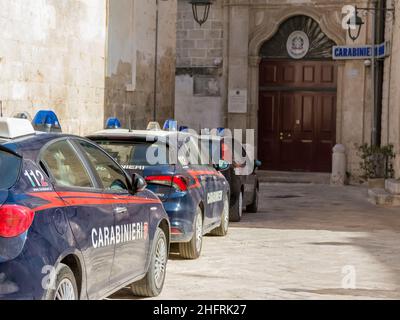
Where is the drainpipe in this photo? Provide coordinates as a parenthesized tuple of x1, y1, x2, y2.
(153, 0, 160, 122)
(372, 0, 386, 146)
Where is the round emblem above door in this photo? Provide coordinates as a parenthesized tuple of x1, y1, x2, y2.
(286, 31, 310, 59)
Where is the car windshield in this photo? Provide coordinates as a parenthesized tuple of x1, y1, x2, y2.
(96, 140, 170, 166)
(0, 149, 22, 189)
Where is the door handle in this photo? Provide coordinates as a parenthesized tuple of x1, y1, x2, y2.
(114, 207, 128, 215)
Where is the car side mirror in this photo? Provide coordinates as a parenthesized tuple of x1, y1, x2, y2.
(132, 174, 147, 193)
(214, 160, 230, 171)
(255, 160, 262, 169)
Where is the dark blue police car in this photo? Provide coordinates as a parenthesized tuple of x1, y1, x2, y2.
(0, 117, 170, 300)
(87, 120, 230, 260)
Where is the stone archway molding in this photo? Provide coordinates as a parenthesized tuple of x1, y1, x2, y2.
(249, 6, 346, 58)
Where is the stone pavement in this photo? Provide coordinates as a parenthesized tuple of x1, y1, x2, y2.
(111, 183, 400, 300)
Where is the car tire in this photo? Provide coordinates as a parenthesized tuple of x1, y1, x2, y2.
(131, 227, 168, 297)
(210, 196, 229, 236)
(229, 191, 243, 222)
(45, 263, 78, 300)
(246, 187, 259, 213)
(179, 206, 203, 260)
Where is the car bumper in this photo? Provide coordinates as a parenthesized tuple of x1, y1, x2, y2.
(0, 258, 45, 300)
(163, 193, 198, 243)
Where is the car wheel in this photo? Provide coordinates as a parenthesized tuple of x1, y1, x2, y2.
(45, 263, 78, 300)
(179, 206, 203, 260)
(246, 187, 259, 213)
(210, 196, 229, 236)
(131, 227, 168, 297)
(229, 191, 243, 222)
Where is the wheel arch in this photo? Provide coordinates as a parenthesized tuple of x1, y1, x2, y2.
(198, 200, 205, 221)
(60, 254, 83, 299)
(158, 219, 170, 254)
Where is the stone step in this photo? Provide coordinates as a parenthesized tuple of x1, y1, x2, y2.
(257, 170, 331, 184)
(368, 188, 400, 206)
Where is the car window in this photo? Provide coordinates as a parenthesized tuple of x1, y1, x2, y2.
(41, 140, 93, 188)
(77, 140, 129, 192)
(179, 137, 202, 165)
(0, 149, 22, 189)
(201, 138, 222, 165)
(221, 138, 246, 165)
(96, 140, 170, 166)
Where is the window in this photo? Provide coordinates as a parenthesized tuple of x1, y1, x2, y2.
(77, 141, 129, 192)
(0, 149, 22, 189)
(96, 140, 170, 166)
(178, 137, 202, 166)
(41, 140, 93, 188)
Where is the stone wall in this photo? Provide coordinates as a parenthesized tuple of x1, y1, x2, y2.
(106, 0, 177, 130)
(0, 0, 107, 135)
(175, 0, 225, 131)
(176, 0, 383, 178)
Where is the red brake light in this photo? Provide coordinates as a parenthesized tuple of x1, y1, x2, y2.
(170, 227, 183, 235)
(0, 205, 35, 238)
(221, 142, 232, 162)
(146, 175, 189, 191)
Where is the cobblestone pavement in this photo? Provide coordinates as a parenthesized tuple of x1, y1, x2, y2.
(110, 183, 400, 300)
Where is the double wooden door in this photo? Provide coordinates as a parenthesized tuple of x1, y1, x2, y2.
(258, 59, 337, 172)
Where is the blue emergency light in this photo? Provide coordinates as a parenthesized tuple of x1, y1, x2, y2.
(217, 127, 225, 136)
(163, 119, 178, 131)
(32, 110, 62, 133)
(106, 117, 122, 129)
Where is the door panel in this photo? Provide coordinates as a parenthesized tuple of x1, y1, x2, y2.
(74, 139, 149, 285)
(258, 59, 337, 172)
(40, 139, 115, 299)
(111, 193, 150, 284)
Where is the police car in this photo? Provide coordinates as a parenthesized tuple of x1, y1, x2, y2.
(0, 115, 170, 300)
(200, 131, 261, 222)
(87, 119, 230, 260)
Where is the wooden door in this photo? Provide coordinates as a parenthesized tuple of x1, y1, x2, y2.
(258, 59, 337, 172)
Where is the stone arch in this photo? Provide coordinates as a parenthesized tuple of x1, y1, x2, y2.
(249, 7, 346, 58)
(246, 7, 346, 172)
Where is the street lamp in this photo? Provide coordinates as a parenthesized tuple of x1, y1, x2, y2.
(344, 3, 396, 147)
(347, 6, 364, 42)
(346, 5, 395, 42)
(189, 0, 212, 26)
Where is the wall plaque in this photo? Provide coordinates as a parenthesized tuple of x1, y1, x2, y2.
(228, 89, 247, 113)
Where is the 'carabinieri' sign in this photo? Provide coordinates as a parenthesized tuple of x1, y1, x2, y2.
(333, 42, 390, 60)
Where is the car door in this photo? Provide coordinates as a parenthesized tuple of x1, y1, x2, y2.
(182, 137, 220, 229)
(40, 138, 116, 299)
(75, 139, 150, 286)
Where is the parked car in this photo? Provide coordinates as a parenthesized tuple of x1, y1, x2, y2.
(87, 120, 230, 260)
(0, 117, 170, 300)
(200, 134, 261, 222)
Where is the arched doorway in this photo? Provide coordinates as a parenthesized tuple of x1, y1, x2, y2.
(258, 16, 338, 173)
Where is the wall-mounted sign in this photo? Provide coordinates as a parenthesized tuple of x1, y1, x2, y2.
(333, 42, 390, 60)
(228, 89, 247, 113)
(287, 31, 310, 60)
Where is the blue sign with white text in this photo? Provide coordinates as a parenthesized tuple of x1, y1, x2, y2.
(333, 42, 390, 60)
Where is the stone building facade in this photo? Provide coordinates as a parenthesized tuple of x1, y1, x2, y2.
(175, 0, 400, 178)
(0, 0, 177, 135)
(106, 0, 177, 129)
(175, 0, 225, 131)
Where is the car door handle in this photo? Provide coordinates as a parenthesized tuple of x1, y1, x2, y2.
(114, 207, 128, 215)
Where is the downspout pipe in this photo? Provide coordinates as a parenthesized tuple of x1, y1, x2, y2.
(373, 0, 386, 146)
